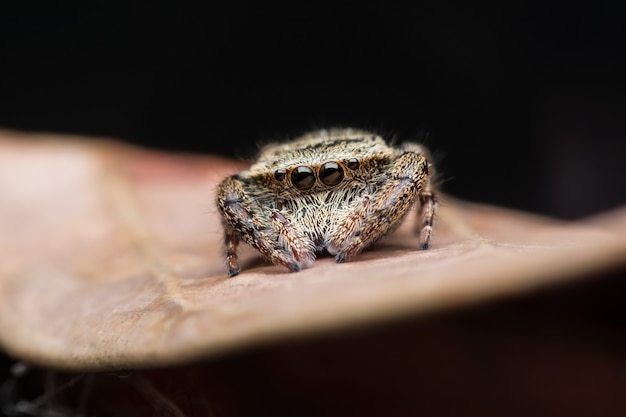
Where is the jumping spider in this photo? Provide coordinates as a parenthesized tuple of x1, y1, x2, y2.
(216, 128, 437, 276)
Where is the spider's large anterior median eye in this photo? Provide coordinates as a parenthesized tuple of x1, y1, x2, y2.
(291, 165, 316, 190)
(319, 161, 344, 186)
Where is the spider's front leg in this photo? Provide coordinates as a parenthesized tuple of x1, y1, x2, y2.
(328, 149, 436, 262)
(216, 175, 314, 276)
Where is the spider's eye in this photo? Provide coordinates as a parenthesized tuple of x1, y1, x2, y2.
(347, 158, 360, 170)
(319, 161, 344, 186)
(291, 165, 315, 190)
(274, 169, 286, 181)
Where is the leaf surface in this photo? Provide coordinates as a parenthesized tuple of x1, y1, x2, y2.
(1, 130, 625, 371)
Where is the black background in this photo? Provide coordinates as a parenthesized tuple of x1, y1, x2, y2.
(1, 1, 625, 219)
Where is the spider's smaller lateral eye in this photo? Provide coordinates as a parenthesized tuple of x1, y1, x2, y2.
(274, 169, 286, 181)
(347, 158, 360, 170)
(291, 165, 315, 190)
(319, 161, 344, 186)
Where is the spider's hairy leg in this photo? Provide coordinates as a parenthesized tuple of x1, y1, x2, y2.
(216, 175, 309, 275)
(326, 195, 371, 257)
(417, 179, 437, 249)
(271, 210, 316, 269)
(330, 150, 432, 262)
(402, 142, 438, 249)
(223, 225, 240, 277)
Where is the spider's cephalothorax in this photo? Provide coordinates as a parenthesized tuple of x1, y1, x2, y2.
(216, 128, 437, 276)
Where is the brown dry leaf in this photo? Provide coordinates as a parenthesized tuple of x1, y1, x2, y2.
(1, 129, 625, 371)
